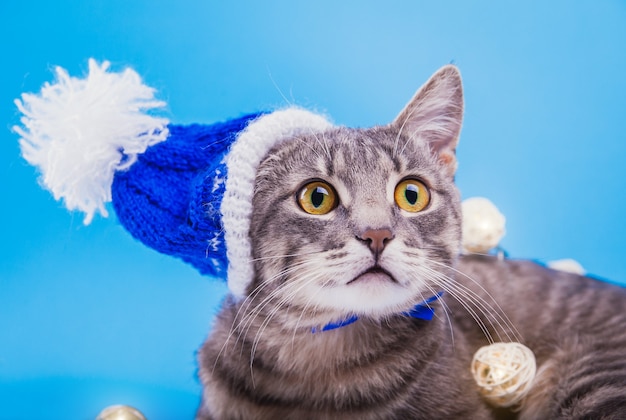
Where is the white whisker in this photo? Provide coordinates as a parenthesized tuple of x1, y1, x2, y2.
(427, 258, 523, 342)
(266, 65, 294, 107)
(291, 274, 337, 344)
(413, 257, 522, 344)
(249, 266, 328, 368)
(246, 249, 325, 264)
(212, 258, 320, 372)
(413, 265, 496, 343)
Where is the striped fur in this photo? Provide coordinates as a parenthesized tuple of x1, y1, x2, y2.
(197, 66, 626, 419)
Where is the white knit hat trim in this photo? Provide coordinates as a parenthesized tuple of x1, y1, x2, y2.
(222, 107, 333, 298)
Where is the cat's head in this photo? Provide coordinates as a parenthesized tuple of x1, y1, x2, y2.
(249, 66, 463, 321)
(15, 60, 465, 318)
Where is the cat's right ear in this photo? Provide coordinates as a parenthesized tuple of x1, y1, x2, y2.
(392, 65, 463, 176)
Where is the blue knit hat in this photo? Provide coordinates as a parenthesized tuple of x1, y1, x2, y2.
(14, 59, 332, 297)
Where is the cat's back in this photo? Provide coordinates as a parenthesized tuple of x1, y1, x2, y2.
(453, 255, 626, 418)
(455, 255, 626, 338)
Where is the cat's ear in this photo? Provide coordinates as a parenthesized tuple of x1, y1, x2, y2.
(392, 65, 463, 176)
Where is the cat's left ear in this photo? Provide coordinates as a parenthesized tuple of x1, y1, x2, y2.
(392, 65, 463, 176)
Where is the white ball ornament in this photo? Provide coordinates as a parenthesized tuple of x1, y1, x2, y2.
(462, 197, 506, 253)
(471, 342, 537, 407)
(547, 258, 586, 275)
(96, 405, 147, 420)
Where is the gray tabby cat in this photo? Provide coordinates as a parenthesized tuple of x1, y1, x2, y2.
(197, 66, 626, 419)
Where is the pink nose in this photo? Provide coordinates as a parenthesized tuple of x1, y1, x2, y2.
(359, 228, 394, 255)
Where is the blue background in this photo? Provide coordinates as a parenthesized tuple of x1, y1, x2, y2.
(1, 1, 625, 419)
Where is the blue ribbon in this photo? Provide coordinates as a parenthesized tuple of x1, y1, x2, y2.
(312, 292, 444, 333)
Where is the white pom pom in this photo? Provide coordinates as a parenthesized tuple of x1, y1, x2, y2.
(14, 59, 169, 224)
(462, 197, 506, 253)
(471, 342, 537, 408)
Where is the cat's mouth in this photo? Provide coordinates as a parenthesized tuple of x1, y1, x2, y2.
(348, 265, 398, 285)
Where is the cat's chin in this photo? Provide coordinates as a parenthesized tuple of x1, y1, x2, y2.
(317, 274, 412, 317)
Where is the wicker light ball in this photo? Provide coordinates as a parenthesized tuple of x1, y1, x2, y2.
(471, 342, 537, 407)
(96, 405, 147, 420)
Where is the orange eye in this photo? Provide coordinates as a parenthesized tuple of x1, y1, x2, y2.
(297, 181, 338, 215)
(394, 179, 430, 212)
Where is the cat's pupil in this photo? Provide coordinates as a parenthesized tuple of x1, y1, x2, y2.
(405, 185, 419, 205)
(312, 187, 327, 208)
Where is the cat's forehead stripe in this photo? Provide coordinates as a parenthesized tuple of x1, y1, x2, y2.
(297, 128, 436, 190)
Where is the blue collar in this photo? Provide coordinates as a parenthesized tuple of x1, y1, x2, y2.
(312, 292, 444, 333)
